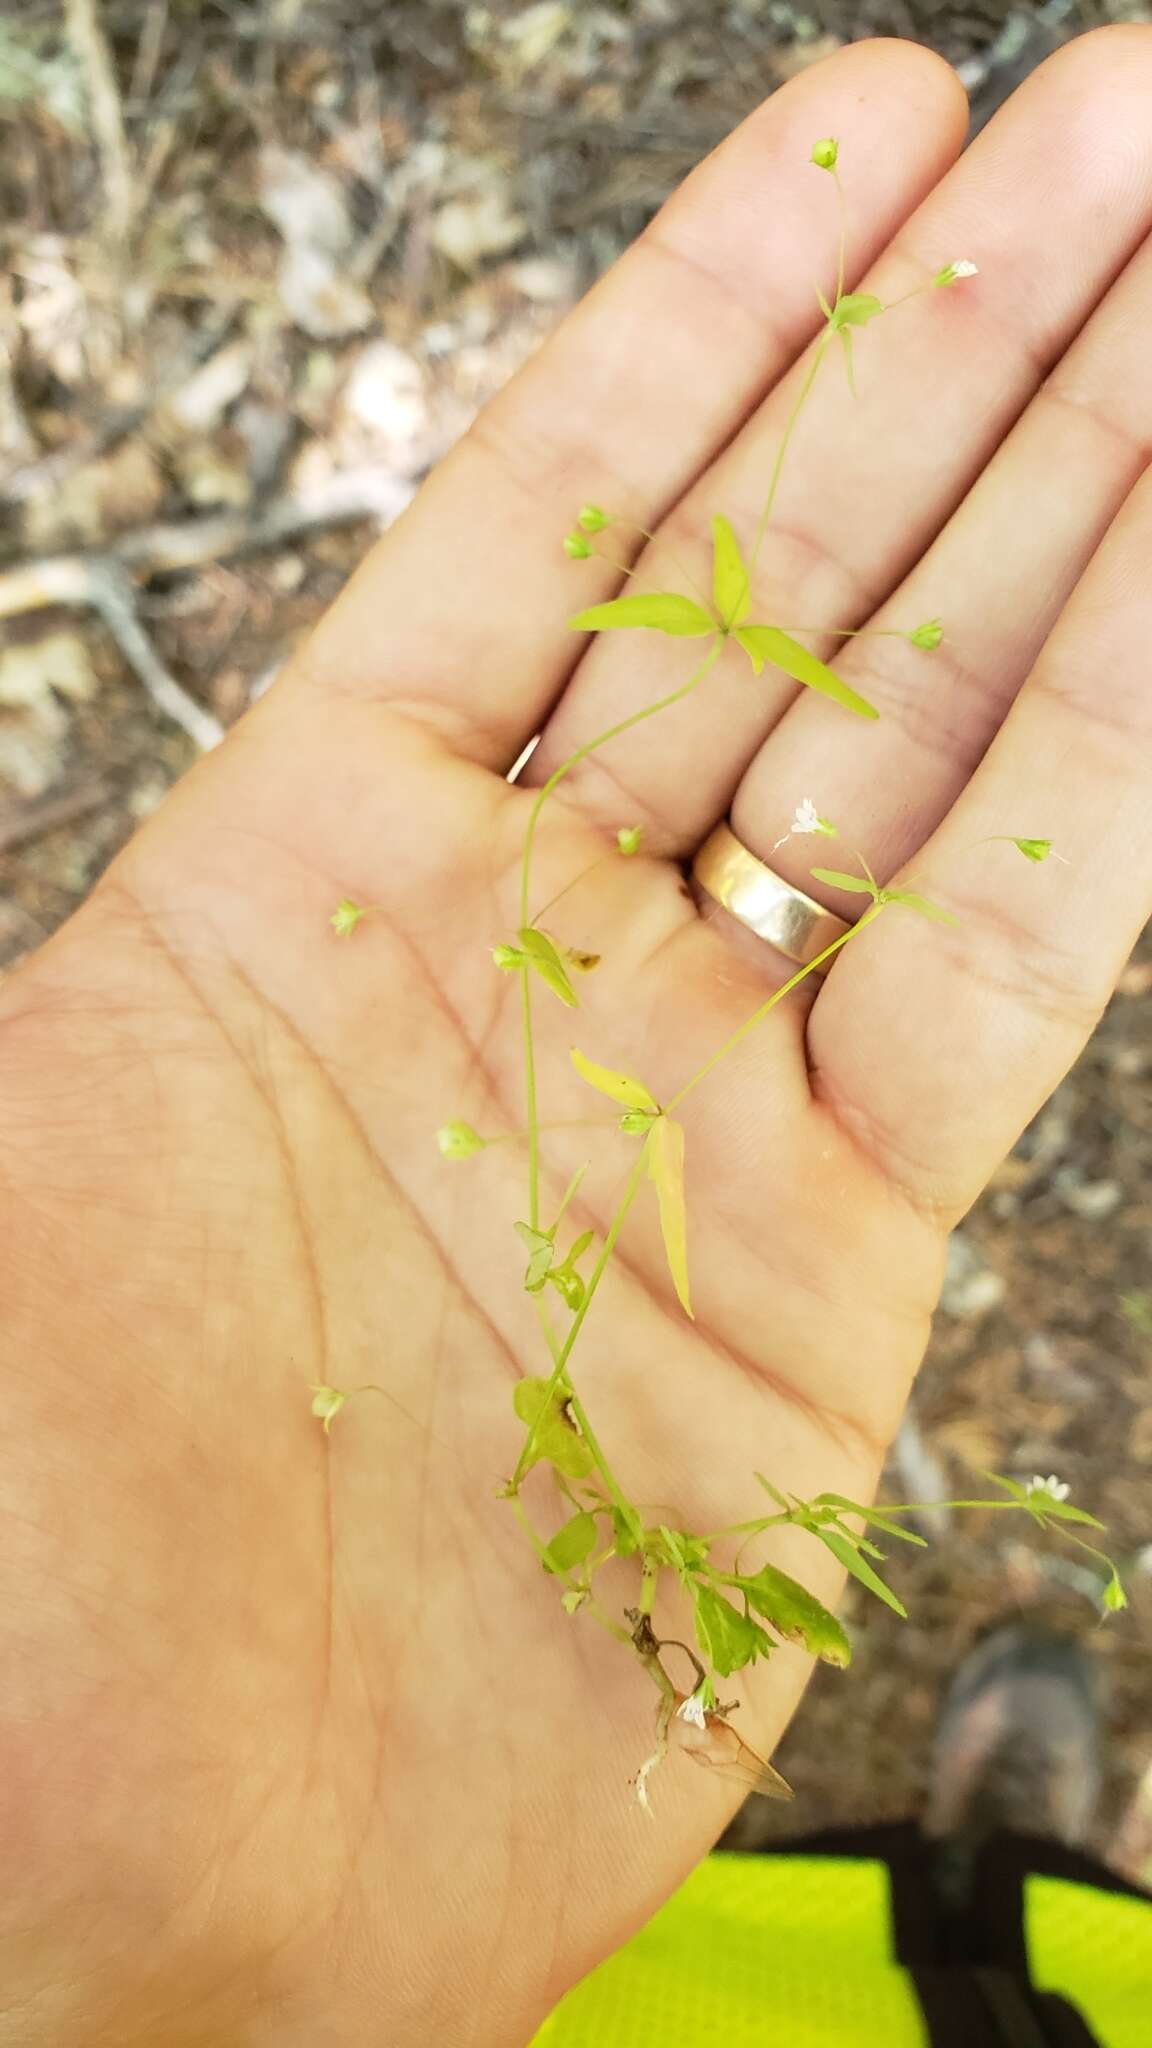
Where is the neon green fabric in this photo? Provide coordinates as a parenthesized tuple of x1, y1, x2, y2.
(530, 1852, 928, 2046)
(1027, 1875, 1152, 2048)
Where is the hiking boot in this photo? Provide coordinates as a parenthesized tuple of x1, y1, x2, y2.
(924, 1617, 1102, 1907)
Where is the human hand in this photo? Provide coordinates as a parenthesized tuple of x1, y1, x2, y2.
(3, 32, 1152, 2046)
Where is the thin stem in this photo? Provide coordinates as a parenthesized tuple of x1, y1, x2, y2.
(832, 166, 847, 306)
(665, 904, 883, 1116)
(510, 1147, 650, 1488)
(530, 851, 609, 926)
(563, 1390, 633, 1522)
(507, 1495, 632, 1645)
(517, 639, 723, 928)
(772, 624, 912, 640)
(521, 968, 541, 1231)
(740, 329, 833, 605)
(611, 518, 714, 615)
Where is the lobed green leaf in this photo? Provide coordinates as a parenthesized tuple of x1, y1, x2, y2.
(512, 1378, 595, 1480)
(728, 1560, 852, 1667)
(691, 1583, 774, 1678)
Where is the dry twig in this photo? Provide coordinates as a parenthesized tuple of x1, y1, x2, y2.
(0, 477, 413, 750)
(0, 776, 114, 857)
(65, 0, 135, 243)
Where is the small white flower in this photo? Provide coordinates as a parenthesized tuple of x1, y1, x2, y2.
(1028, 1473, 1070, 1503)
(773, 797, 835, 850)
(951, 259, 978, 279)
(677, 1689, 708, 1730)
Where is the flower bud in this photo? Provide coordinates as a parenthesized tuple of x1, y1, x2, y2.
(933, 259, 978, 288)
(492, 943, 525, 971)
(310, 1384, 348, 1434)
(436, 1120, 486, 1159)
(617, 825, 642, 856)
(909, 618, 943, 650)
(577, 504, 610, 533)
(330, 899, 367, 937)
(810, 137, 838, 170)
(563, 531, 593, 559)
(619, 1108, 659, 1135)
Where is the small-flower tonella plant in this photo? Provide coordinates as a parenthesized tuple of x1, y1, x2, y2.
(323, 139, 1125, 1809)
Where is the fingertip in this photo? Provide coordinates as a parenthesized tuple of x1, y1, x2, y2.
(795, 33, 970, 149)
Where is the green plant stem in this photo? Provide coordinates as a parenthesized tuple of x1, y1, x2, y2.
(563, 1388, 633, 1522)
(521, 967, 541, 1230)
(738, 329, 833, 612)
(510, 1146, 650, 1489)
(530, 850, 611, 926)
(665, 904, 882, 1116)
(517, 641, 723, 928)
(833, 168, 847, 303)
(515, 640, 722, 1242)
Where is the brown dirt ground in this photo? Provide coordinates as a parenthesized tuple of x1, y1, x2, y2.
(2, 0, 1150, 1876)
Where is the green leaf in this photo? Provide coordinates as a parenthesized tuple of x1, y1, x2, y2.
(519, 928, 578, 1007)
(656, 1523, 693, 1579)
(691, 1583, 774, 1678)
(755, 1472, 790, 1511)
(512, 1378, 595, 1480)
(548, 1267, 584, 1310)
(569, 1047, 658, 1111)
(514, 1222, 555, 1292)
(832, 292, 884, 329)
(569, 593, 717, 637)
(1028, 1499, 1106, 1531)
(810, 867, 879, 896)
(813, 1526, 907, 1618)
(646, 1116, 692, 1319)
(733, 626, 878, 720)
(810, 1494, 928, 1547)
(543, 1511, 598, 1574)
(728, 1561, 852, 1667)
(885, 890, 958, 926)
(711, 515, 752, 628)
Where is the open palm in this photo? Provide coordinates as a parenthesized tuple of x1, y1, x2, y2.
(4, 33, 1152, 2048)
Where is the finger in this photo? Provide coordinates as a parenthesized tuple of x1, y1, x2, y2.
(290, 41, 966, 769)
(808, 460, 1152, 1227)
(529, 27, 1152, 850)
(733, 195, 1152, 899)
